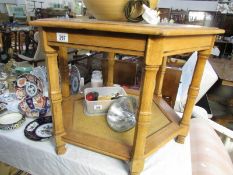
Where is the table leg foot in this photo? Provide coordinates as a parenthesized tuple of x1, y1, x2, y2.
(176, 135, 186, 144)
(130, 159, 144, 175)
(131, 173, 140, 175)
(56, 145, 66, 155)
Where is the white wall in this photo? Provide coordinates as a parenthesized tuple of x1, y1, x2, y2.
(0, 0, 16, 13)
(158, 0, 218, 12)
(0, 0, 16, 3)
(16, 0, 24, 5)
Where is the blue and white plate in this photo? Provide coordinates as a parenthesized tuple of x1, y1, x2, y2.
(24, 116, 53, 141)
(70, 65, 81, 94)
(15, 74, 43, 100)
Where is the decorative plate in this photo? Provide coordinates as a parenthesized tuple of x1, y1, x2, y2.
(15, 74, 43, 100)
(24, 116, 53, 141)
(0, 112, 26, 130)
(30, 66, 48, 95)
(70, 65, 81, 94)
(25, 82, 38, 97)
(18, 95, 50, 118)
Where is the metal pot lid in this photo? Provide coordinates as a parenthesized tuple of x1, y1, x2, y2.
(106, 96, 137, 132)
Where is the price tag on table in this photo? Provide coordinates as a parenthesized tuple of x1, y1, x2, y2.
(94, 105, 102, 110)
(56, 33, 68, 42)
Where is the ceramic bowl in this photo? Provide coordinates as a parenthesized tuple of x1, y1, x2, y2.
(83, 0, 158, 21)
(0, 112, 26, 130)
(15, 67, 33, 75)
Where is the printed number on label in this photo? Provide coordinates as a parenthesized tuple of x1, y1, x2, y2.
(94, 105, 102, 110)
(56, 33, 68, 42)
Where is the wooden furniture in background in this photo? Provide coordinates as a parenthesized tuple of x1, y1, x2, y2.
(102, 60, 181, 107)
(169, 9, 188, 24)
(159, 8, 171, 20)
(0, 32, 2, 49)
(17, 31, 46, 66)
(208, 58, 233, 130)
(29, 18, 224, 175)
(163, 67, 182, 107)
(0, 13, 9, 24)
(214, 39, 233, 58)
(209, 58, 233, 86)
(102, 59, 137, 86)
(39, 8, 67, 18)
(213, 12, 233, 36)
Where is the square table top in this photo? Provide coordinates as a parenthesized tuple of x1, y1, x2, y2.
(29, 18, 224, 36)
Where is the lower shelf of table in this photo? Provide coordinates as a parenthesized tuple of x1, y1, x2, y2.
(62, 93, 182, 161)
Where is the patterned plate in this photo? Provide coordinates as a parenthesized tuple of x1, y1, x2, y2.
(18, 95, 50, 118)
(15, 74, 43, 100)
(30, 66, 48, 96)
(70, 65, 81, 94)
(24, 116, 53, 141)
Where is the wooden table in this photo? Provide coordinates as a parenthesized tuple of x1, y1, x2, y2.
(209, 58, 233, 87)
(29, 18, 224, 175)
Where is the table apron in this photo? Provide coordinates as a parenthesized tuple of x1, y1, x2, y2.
(45, 28, 147, 56)
(45, 29, 214, 58)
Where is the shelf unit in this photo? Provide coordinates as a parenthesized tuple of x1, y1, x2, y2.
(62, 92, 180, 160)
(29, 18, 224, 175)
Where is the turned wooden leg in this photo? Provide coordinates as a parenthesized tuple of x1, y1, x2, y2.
(131, 65, 159, 174)
(131, 173, 140, 175)
(106, 52, 115, 86)
(131, 37, 163, 175)
(46, 51, 66, 154)
(176, 50, 210, 144)
(154, 56, 168, 97)
(58, 46, 70, 98)
(39, 28, 66, 154)
(40, 29, 66, 154)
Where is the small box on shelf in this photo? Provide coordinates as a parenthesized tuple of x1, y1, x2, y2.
(84, 86, 127, 116)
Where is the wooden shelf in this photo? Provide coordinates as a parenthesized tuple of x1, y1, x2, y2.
(62, 93, 181, 161)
